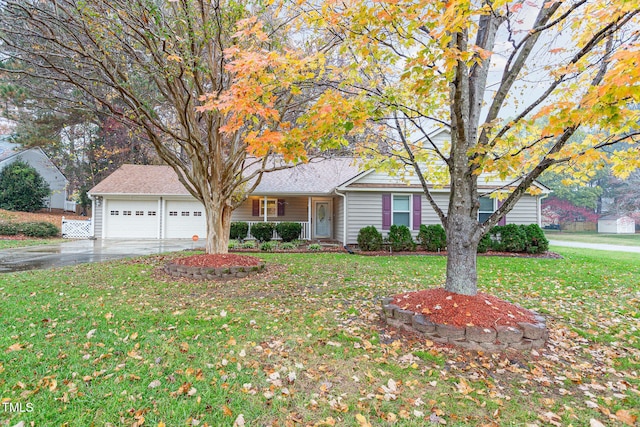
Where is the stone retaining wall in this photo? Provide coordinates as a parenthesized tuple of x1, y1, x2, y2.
(164, 262, 266, 280)
(381, 297, 548, 351)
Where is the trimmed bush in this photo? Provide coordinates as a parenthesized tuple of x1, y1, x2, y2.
(418, 224, 447, 251)
(477, 233, 491, 253)
(388, 224, 416, 251)
(357, 226, 383, 251)
(523, 224, 549, 254)
(0, 160, 51, 212)
(230, 222, 249, 240)
(275, 222, 302, 242)
(250, 222, 275, 242)
(18, 221, 60, 238)
(0, 222, 20, 236)
(279, 242, 297, 251)
(308, 243, 322, 251)
(260, 241, 277, 252)
(490, 224, 527, 252)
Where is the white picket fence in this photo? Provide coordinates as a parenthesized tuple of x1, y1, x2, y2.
(61, 218, 92, 239)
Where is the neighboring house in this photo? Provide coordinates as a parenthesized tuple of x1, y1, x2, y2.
(0, 136, 74, 211)
(597, 215, 636, 234)
(88, 153, 551, 243)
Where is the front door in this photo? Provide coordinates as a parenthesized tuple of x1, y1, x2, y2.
(314, 200, 332, 239)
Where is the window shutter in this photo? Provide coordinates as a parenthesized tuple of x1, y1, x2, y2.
(277, 199, 285, 216)
(382, 194, 391, 230)
(412, 194, 422, 230)
(498, 200, 506, 225)
(252, 199, 260, 216)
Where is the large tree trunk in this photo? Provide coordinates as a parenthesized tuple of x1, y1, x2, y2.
(202, 197, 232, 254)
(445, 213, 480, 296)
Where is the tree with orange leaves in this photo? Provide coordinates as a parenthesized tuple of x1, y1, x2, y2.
(0, 0, 362, 253)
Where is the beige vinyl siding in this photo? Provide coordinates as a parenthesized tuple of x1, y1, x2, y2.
(232, 197, 309, 222)
(345, 192, 383, 244)
(93, 200, 103, 238)
(505, 196, 539, 225)
(420, 193, 449, 226)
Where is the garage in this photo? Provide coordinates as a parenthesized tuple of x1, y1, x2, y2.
(164, 200, 207, 239)
(104, 199, 160, 239)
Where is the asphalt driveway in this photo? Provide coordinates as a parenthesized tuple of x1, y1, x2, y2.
(0, 239, 202, 273)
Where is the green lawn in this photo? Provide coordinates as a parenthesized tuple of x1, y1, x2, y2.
(545, 230, 640, 246)
(1, 249, 638, 426)
(0, 238, 65, 249)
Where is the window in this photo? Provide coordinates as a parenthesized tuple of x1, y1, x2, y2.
(392, 195, 410, 227)
(123, 210, 132, 216)
(181, 211, 190, 217)
(135, 211, 144, 216)
(193, 211, 202, 217)
(169, 211, 178, 216)
(478, 196, 495, 223)
(148, 211, 157, 216)
(260, 199, 278, 217)
(110, 210, 119, 216)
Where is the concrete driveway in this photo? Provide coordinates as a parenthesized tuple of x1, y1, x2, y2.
(0, 239, 203, 273)
(549, 240, 640, 254)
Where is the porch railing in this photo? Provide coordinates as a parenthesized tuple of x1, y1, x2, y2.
(246, 221, 310, 240)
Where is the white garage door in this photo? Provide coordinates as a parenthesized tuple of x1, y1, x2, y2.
(164, 200, 206, 239)
(105, 200, 160, 238)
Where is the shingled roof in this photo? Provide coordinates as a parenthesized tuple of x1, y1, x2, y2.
(89, 158, 364, 196)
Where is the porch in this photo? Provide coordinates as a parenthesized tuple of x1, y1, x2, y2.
(232, 195, 341, 241)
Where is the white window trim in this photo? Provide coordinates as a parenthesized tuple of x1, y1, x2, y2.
(391, 194, 412, 228)
(260, 198, 278, 218)
(478, 196, 495, 223)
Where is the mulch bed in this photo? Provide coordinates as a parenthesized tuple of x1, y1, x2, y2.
(391, 288, 536, 328)
(172, 253, 263, 268)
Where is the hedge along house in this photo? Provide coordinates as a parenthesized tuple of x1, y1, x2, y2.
(88, 157, 551, 244)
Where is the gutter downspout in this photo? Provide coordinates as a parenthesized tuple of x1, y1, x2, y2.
(334, 188, 351, 253)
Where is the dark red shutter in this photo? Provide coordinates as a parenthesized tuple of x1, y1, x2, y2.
(382, 194, 391, 230)
(277, 199, 285, 216)
(412, 194, 422, 230)
(498, 200, 506, 225)
(252, 199, 260, 216)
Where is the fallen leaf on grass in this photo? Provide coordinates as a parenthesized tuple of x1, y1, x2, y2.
(148, 380, 161, 389)
(222, 405, 233, 416)
(6, 343, 23, 352)
(589, 419, 605, 427)
(233, 414, 245, 427)
(355, 414, 373, 427)
(615, 409, 637, 426)
(86, 329, 97, 339)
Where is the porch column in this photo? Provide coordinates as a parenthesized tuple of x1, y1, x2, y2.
(308, 197, 312, 240)
(264, 195, 268, 222)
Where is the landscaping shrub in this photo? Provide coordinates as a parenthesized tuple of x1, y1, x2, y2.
(18, 221, 60, 238)
(307, 243, 322, 251)
(418, 224, 447, 251)
(0, 222, 20, 236)
(279, 242, 297, 251)
(260, 241, 277, 252)
(250, 222, 275, 242)
(477, 233, 491, 253)
(275, 222, 302, 242)
(388, 224, 416, 251)
(230, 222, 249, 240)
(357, 226, 383, 251)
(241, 241, 256, 249)
(522, 224, 549, 254)
(228, 239, 240, 250)
(0, 160, 51, 212)
(490, 224, 527, 252)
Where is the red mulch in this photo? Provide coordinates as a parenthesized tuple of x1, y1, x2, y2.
(392, 288, 536, 328)
(172, 253, 263, 268)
